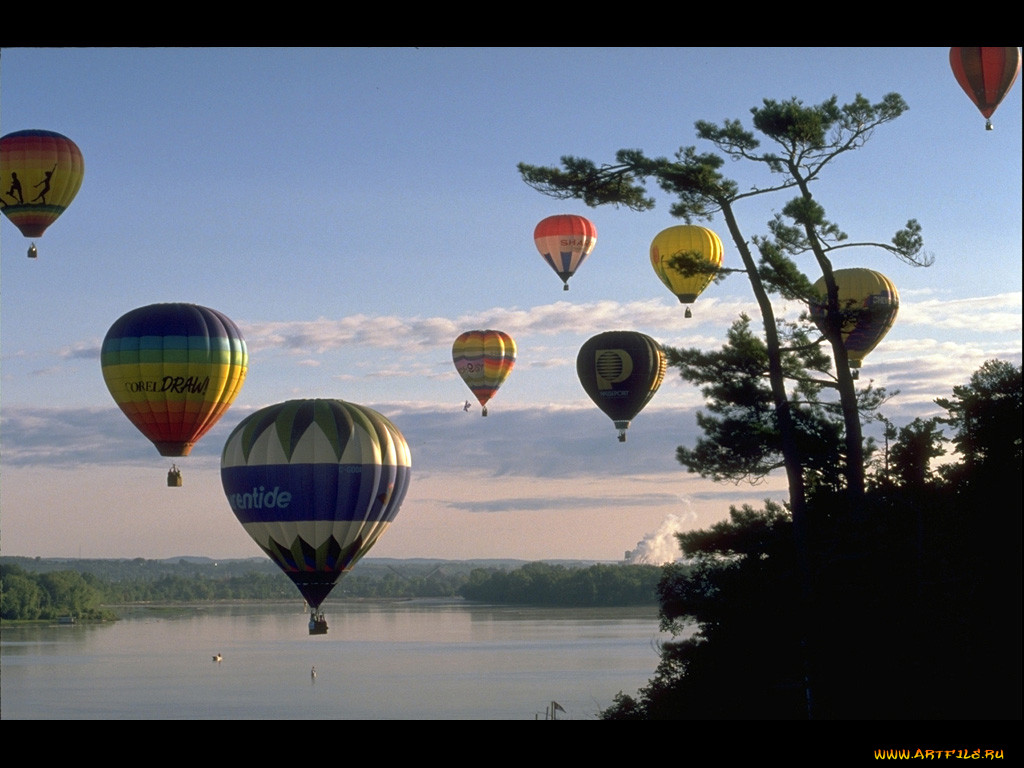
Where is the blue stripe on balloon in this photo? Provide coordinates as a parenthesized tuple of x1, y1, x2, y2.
(221, 463, 410, 525)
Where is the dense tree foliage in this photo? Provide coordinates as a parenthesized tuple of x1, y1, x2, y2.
(1, 559, 663, 620)
(459, 562, 664, 606)
(600, 361, 1022, 720)
(0, 565, 115, 621)
(936, 359, 1022, 501)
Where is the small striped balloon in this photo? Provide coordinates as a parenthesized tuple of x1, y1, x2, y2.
(452, 330, 517, 416)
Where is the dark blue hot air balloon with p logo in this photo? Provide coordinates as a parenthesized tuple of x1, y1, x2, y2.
(577, 331, 666, 442)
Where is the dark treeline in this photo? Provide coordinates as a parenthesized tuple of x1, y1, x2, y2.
(0, 563, 298, 621)
(1, 566, 118, 622)
(461, 561, 665, 606)
(0, 559, 663, 621)
(599, 360, 1022, 720)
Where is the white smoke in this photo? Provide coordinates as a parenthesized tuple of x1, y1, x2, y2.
(624, 507, 697, 565)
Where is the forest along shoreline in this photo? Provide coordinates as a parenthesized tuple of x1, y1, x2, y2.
(0, 558, 668, 623)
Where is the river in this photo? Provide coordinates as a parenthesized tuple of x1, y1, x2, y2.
(1, 599, 678, 720)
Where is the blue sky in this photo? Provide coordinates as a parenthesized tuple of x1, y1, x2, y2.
(1, 47, 1020, 562)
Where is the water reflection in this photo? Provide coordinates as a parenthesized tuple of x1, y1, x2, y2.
(2, 599, 680, 720)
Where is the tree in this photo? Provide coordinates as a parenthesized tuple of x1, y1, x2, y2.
(934, 360, 1022, 718)
(1, 565, 46, 620)
(872, 416, 946, 489)
(598, 360, 1022, 720)
(521, 93, 927, 718)
(601, 501, 808, 719)
(668, 313, 861, 497)
(936, 359, 1023, 494)
(520, 94, 928, 519)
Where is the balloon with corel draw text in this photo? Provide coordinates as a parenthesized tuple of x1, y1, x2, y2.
(101, 303, 248, 472)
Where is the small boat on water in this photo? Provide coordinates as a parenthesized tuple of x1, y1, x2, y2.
(213, 653, 222, 663)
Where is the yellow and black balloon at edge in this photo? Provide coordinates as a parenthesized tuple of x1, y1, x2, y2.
(0, 129, 84, 258)
(809, 268, 899, 374)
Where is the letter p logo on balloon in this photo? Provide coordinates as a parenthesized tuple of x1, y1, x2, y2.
(593, 349, 633, 390)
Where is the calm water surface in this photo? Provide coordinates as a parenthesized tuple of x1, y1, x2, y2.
(1, 599, 678, 720)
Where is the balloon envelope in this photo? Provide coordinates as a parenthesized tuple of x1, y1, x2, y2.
(949, 47, 1021, 128)
(577, 331, 666, 441)
(220, 399, 412, 609)
(650, 225, 723, 304)
(810, 268, 899, 368)
(0, 129, 84, 238)
(453, 330, 517, 415)
(534, 214, 597, 290)
(101, 303, 248, 456)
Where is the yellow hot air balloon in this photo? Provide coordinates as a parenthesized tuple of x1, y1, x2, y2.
(809, 268, 899, 369)
(650, 225, 723, 313)
(1, 130, 85, 255)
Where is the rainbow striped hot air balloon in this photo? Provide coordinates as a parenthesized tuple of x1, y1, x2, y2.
(101, 303, 248, 459)
(0, 130, 85, 253)
(220, 399, 412, 632)
(452, 330, 517, 416)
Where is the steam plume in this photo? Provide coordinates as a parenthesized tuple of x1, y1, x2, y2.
(624, 508, 696, 565)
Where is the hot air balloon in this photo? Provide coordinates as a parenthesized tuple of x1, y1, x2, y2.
(809, 268, 899, 371)
(0, 130, 85, 255)
(949, 47, 1021, 130)
(577, 331, 666, 442)
(452, 330, 517, 416)
(650, 225, 723, 316)
(101, 303, 248, 479)
(534, 214, 598, 290)
(220, 399, 412, 634)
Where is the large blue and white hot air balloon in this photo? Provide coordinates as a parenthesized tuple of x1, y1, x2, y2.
(220, 399, 411, 633)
